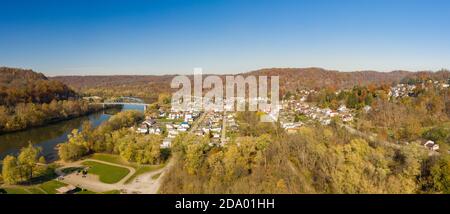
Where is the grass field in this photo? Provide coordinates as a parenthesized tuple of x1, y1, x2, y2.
(91, 153, 165, 184)
(124, 164, 165, 184)
(90, 153, 132, 167)
(2, 187, 31, 194)
(82, 161, 130, 184)
(102, 190, 121, 194)
(1, 180, 67, 194)
(39, 180, 67, 194)
(151, 172, 162, 180)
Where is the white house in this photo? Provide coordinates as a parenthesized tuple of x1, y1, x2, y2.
(161, 138, 172, 148)
(137, 124, 148, 134)
(423, 140, 439, 151)
(338, 105, 348, 112)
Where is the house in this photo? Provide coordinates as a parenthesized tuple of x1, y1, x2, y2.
(161, 138, 172, 148)
(180, 122, 190, 129)
(329, 111, 339, 117)
(168, 129, 179, 138)
(56, 185, 77, 194)
(166, 124, 174, 129)
(137, 124, 149, 134)
(423, 140, 439, 151)
(320, 118, 331, 125)
(159, 111, 166, 118)
(202, 127, 211, 133)
(177, 127, 188, 132)
(148, 127, 161, 135)
(363, 105, 372, 113)
(195, 130, 204, 136)
(338, 105, 348, 112)
(322, 108, 332, 116)
(143, 118, 156, 127)
(342, 114, 353, 122)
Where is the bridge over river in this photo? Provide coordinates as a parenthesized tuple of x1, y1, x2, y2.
(89, 102, 150, 110)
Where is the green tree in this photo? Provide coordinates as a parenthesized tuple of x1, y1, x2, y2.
(2, 155, 19, 184)
(430, 155, 450, 193)
(17, 143, 41, 180)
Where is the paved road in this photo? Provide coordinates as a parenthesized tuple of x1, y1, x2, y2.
(221, 111, 227, 145)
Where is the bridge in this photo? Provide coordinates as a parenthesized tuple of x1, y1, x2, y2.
(89, 102, 150, 110)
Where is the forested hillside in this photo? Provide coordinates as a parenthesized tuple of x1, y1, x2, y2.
(0, 67, 76, 106)
(0, 67, 102, 134)
(160, 112, 450, 194)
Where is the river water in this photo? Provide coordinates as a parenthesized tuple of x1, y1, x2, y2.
(0, 104, 145, 162)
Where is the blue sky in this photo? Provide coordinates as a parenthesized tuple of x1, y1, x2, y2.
(0, 0, 449, 76)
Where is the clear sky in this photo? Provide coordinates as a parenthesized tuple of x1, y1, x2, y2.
(0, 0, 449, 76)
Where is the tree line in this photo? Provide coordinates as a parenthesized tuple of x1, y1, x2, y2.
(1, 144, 48, 185)
(0, 100, 104, 134)
(57, 110, 168, 165)
(0, 67, 105, 134)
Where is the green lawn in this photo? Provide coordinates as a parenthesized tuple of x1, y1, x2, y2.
(91, 153, 165, 184)
(75, 189, 121, 194)
(39, 180, 67, 194)
(82, 161, 130, 184)
(102, 190, 121, 194)
(151, 172, 162, 180)
(2, 187, 31, 194)
(90, 153, 132, 167)
(28, 187, 47, 194)
(1, 181, 65, 194)
(124, 164, 165, 184)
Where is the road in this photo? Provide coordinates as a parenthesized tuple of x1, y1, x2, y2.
(221, 111, 227, 145)
(338, 123, 401, 149)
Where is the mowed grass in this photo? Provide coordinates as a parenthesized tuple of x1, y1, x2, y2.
(2, 187, 31, 194)
(75, 189, 121, 194)
(102, 190, 121, 194)
(39, 180, 67, 194)
(82, 161, 130, 184)
(1, 181, 66, 194)
(91, 153, 165, 184)
(90, 153, 132, 166)
(151, 172, 162, 180)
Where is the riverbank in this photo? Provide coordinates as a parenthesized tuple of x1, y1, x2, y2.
(0, 104, 145, 162)
(0, 103, 115, 136)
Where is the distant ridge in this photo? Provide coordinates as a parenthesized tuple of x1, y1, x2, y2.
(51, 67, 449, 92)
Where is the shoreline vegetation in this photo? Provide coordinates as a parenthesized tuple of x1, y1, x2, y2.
(0, 101, 108, 135)
(0, 67, 110, 135)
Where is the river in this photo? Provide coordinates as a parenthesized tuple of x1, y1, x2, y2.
(0, 104, 145, 162)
